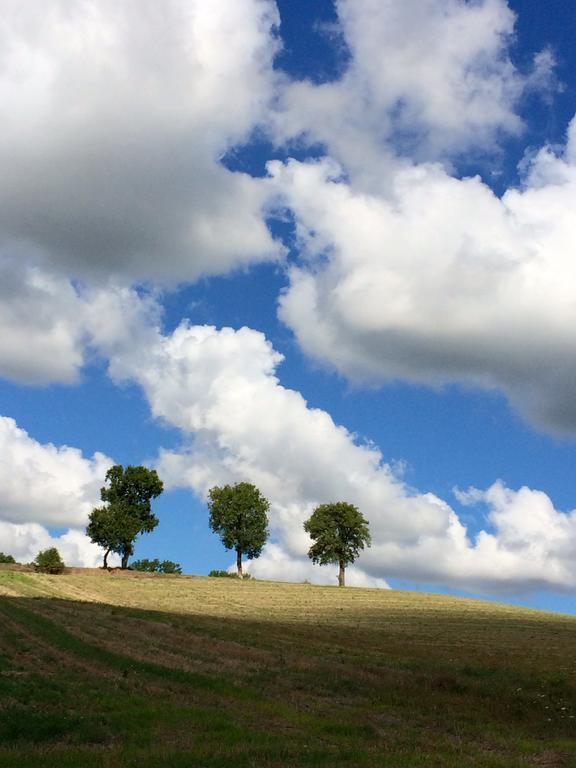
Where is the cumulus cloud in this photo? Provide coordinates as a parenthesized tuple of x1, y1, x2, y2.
(0, 416, 116, 566)
(0, 258, 87, 384)
(264, 0, 576, 434)
(0, 266, 162, 385)
(0, 0, 285, 384)
(0, 0, 281, 282)
(98, 317, 576, 592)
(0, 416, 111, 527)
(270, 114, 576, 432)
(0, 521, 110, 568)
(363, 482, 576, 593)
(246, 543, 390, 588)
(274, 0, 552, 182)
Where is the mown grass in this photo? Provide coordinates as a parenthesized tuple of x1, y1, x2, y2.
(0, 571, 574, 767)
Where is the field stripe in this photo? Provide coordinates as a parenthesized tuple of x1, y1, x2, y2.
(0, 597, 357, 737)
(0, 598, 251, 700)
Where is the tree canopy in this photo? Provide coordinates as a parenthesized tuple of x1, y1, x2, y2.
(87, 464, 164, 569)
(0, 552, 16, 564)
(34, 547, 65, 574)
(304, 502, 371, 587)
(207, 482, 269, 577)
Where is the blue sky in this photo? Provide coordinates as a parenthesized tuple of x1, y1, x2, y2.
(1, 0, 576, 614)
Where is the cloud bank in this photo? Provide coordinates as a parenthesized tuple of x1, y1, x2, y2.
(2, 0, 574, 438)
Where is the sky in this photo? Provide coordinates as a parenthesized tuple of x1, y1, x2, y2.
(1, 0, 576, 614)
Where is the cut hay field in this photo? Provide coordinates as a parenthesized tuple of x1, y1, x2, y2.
(0, 571, 574, 767)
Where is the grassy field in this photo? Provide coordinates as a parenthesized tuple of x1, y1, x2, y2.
(0, 571, 574, 767)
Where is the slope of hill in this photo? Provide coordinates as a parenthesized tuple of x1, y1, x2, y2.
(0, 571, 574, 767)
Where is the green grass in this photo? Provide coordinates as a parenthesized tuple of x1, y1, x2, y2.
(0, 571, 575, 767)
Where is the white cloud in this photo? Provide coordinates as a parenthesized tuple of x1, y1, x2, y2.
(246, 543, 390, 588)
(0, 416, 111, 527)
(0, 0, 283, 384)
(269, 114, 576, 432)
(0, 258, 87, 384)
(264, 0, 576, 434)
(0, 521, 111, 568)
(0, 0, 282, 282)
(0, 416, 117, 567)
(99, 317, 576, 592)
(362, 482, 576, 593)
(273, 0, 552, 183)
(0, 264, 161, 385)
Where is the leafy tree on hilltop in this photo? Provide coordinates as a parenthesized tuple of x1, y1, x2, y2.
(0, 553, 16, 564)
(208, 482, 269, 577)
(34, 548, 65, 574)
(87, 465, 164, 569)
(304, 502, 371, 587)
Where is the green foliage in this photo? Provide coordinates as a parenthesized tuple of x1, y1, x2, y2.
(304, 502, 371, 586)
(0, 552, 16, 564)
(208, 570, 253, 580)
(131, 559, 161, 572)
(157, 560, 182, 575)
(33, 548, 65, 574)
(131, 559, 182, 574)
(208, 569, 239, 578)
(87, 465, 164, 569)
(208, 482, 269, 576)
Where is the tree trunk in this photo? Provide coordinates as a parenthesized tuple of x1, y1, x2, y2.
(121, 550, 129, 570)
(236, 548, 243, 578)
(103, 548, 111, 569)
(338, 560, 345, 588)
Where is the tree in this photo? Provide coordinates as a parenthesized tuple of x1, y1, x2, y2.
(87, 465, 164, 569)
(207, 482, 269, 577)
(304, 502, 371, 587)
(34, 548, 65, 574)
(0, 553, 16, 564)
(131, 558, 182, 574)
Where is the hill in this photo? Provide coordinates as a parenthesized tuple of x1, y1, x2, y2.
(0, 570, 574, 767)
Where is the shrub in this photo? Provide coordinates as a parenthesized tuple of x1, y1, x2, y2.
(34, 548, 65, 574)
(131, 558, 161, 572)
(158, 560, 182, 574)
(0, 552, 16, 564)
(130, 558, 182, 574)
(208, 569, 253, 580)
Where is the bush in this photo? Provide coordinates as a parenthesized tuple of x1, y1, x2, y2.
(130, 558, 160, 572)
(158, 560, 182, 574)
(0, 552, 16, 564)
(208, 569, 253, 580)
(34, 548, 65, 574)
(130, 558, 182, 574)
